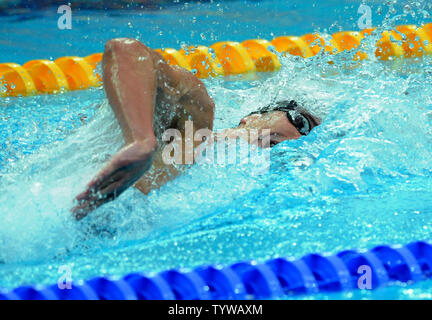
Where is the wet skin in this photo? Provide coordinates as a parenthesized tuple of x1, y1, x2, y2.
(71, 38, 320, 220)
(226, 110, 319, 148)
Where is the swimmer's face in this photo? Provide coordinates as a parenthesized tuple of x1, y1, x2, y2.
(237, 110, 320, 148)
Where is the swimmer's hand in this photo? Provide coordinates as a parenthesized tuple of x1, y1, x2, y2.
(71, 139, 157, 220)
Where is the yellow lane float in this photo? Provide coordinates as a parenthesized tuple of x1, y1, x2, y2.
(1, 23, 432, 97)
(179, 45, 224, 78)
(23, 60, 69, 94)
(0, 63, 37, 97)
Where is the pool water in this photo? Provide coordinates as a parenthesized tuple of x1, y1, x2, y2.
(1, 0, 432, 299)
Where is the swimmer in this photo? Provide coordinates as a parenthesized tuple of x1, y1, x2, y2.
(71, 38, 320, 220)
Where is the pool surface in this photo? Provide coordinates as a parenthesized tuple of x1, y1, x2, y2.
(1, 0, 432, 299)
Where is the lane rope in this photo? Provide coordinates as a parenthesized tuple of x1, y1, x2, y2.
(1, 23, 432, 97)
(2, 240, 431, 300)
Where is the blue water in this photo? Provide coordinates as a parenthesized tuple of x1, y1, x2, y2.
(0, 0, 427, 64)
(1, 0, 432, 299)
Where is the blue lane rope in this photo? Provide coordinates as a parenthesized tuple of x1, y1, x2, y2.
(1, 240, 432, 300)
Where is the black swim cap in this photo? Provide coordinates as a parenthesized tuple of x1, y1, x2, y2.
(247, 100, 300, 116)
(245, 100, 319, 135)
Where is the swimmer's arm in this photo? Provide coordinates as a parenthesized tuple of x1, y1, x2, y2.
(71, 39, 160, 219)
(72, 39, 214, 216)
(135, 72, 215, 194)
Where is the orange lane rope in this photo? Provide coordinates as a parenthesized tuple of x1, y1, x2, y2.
(1, 23, 432, 98)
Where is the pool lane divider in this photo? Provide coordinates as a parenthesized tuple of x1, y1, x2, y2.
(1, 23, 432, 98)
(1, 240, 432, 300)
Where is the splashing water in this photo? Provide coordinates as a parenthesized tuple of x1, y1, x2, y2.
(1, 18, 432, 299)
